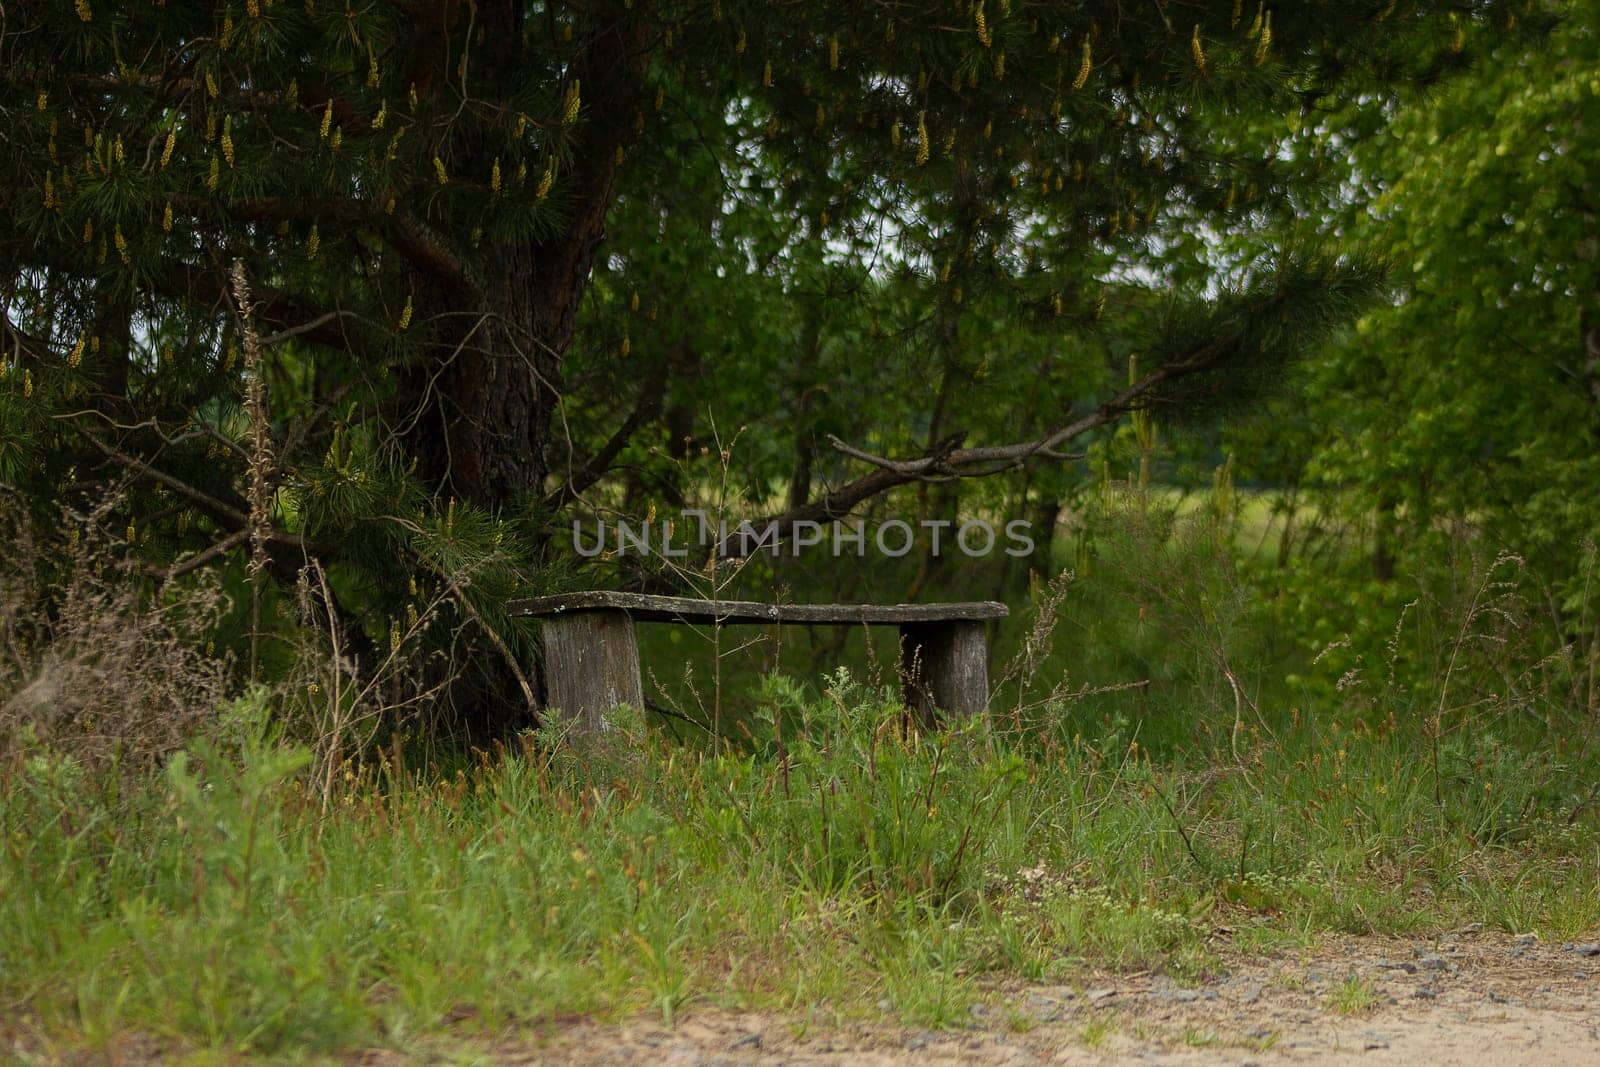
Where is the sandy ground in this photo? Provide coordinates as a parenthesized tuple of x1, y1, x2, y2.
(459, 931, 1600, 1066)
(14, 931, 1598, 1064)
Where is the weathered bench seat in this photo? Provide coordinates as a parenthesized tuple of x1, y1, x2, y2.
(510, 592, 1007, 732)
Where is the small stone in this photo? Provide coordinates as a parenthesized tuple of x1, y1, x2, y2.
(1240, 984, 1263, 1005)
(730, 1032, 762, 1050)
(1362, 1030, 1391, 1050)
(1026, 993, 1061, 1021)
(877, 998, 893, 1012)
(1086, 988, 1118, 1003)
(1577, 972, 1589, 981)
(1513, 933, 1538, 946)
(1416, 953, 1450, 971)
(905, 1031, 937, 1051)
(1155, 988, 1213, 1003)
(1562, 942, 1600, 958)
(968, 1003, 991, 1020)
(1413, 988, 1438, 1000)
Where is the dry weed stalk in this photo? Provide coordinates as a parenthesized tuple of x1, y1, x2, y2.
(989, 567, 1151, 737)
(228, 259, 274, 681)
(288, 558, 460, 815)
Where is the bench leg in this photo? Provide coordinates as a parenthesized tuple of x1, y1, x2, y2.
(540, 610, 644, 733)
(899, 620, 989, 726)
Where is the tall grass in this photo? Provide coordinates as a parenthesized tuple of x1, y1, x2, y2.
(4, 660, 1597, 1057)
(3, 485, 1597, 1057)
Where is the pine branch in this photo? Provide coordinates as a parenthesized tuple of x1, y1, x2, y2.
(141, 257, 373, 358)
(1, 313, 55, 366)
(199, 197, 481, 301)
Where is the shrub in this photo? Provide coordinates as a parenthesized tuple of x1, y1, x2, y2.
(0, 497, 231, 776)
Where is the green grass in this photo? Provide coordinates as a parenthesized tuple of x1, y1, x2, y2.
(627, 484, 1359, 761)
(2, 672, 1597, 1060)
(1079, 1017, 1115, 1047)
(1327, 974, 1382, 1016)
(4, 486, 1597, 1060)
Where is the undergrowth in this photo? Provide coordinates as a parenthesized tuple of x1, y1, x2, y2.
(3, 665, 1597, 1058)
(2, 490, 1598, 1059)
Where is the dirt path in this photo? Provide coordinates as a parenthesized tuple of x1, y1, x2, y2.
(491, 931, 1599, 1066)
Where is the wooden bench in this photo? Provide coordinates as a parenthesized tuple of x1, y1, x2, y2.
(510, 592, 1008, 733)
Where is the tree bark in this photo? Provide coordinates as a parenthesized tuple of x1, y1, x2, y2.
(387, 5, 646, 735)
(399, 244, 559, 506)
(396, 6, 645, 509)
(787, 302, 823, 512)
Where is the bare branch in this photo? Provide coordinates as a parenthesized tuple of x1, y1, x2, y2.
(544, 354, 670, 509)
(740, 362, 1176, 544)
(66, 423, 313, 551)
(259, 310, 361, 347)
(146, 529, 250, 583)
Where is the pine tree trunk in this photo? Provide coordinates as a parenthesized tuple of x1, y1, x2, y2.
(1581, 197, 1600, 439)
(399, 245, 559, 506)
(1027, 497, 1063, 581)
(396, 10, 640, 509)
(388, 5, 646, 735)
(1373, 494, 1398, 583)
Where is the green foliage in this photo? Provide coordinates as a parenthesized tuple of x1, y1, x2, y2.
(1146, 252, 1387, 425)
(0, 4, 1520, 729)
(1229, 6, 1600, 663)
